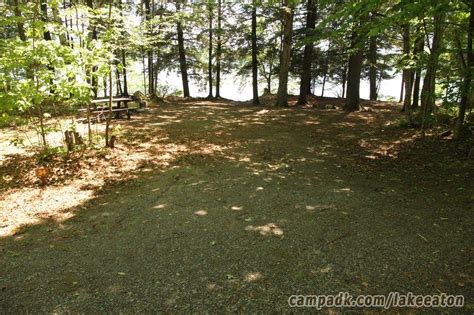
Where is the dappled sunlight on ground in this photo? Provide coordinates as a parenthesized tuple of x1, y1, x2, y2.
(245, 223, 284, 237)
(0, 96, 472, 312)
(0, 185, 94, 237)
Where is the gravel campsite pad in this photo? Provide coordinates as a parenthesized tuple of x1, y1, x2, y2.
(0, 98, 473, 313)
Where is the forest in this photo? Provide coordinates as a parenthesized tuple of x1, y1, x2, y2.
(0, 0, 473, 313)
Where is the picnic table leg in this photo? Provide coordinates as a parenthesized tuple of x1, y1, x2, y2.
(125, 101, 131, 119)
(115, 101, 121, 119)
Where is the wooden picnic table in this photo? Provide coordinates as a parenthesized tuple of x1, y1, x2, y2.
(79, 97, 135, 121)
(91, 97, 132, 105)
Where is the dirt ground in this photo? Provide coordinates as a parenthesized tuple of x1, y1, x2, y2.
(0, 97, 473, 313)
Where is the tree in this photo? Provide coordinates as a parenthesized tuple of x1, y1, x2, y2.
(215, 0, 222, 98)
(143, 0, 154, 95)
(411, 27, 424, 108)
(344, 27, 364, 111)
(455, 0, 474, 138)
(420, 10, 446, 135)
(276, 0, 294, 107)
(402, 24, 413, 112)
(176, 1, 190, 97)
(297, 0, 317, 105)
(368, 35, 378, 100)
(251, 0, 260, 105)
(207, 1, 214, 99)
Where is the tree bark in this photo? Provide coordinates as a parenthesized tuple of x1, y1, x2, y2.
(455, 0, 474, 138)
(276, 0, 294, 107)
(341, 65, 347, 98)
(85, 0, 98, 97)
(344, 30, 363, 111)
(176, 1, 190, 97)
(121, 50, 128, 96)
(40, 1, 52, 41)
(215, 0, 222, 98)
(420, 13, 446, 115)
(402, 25, 413, 112)
(297, 0, 317, 105)
(368, 35, 377, 100)
(399, 77, 404, 102)
(412, 29, 424, 108)
(143, 0, 154, 95)
(207, 2, 213, 99)
(13, 0, 26, 41)
(116, 67, 122, 96)
(117, 0, 128, 96)
(251, 1, 260, 105)
(51, 3, 67, 45)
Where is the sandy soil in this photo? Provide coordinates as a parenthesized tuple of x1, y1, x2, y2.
(0, 97, 473, 313)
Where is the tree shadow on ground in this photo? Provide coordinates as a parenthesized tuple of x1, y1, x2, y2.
(0, 99, 472, 312)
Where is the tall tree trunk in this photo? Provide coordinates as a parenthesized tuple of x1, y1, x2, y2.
(86, 0, 98, 97)
(103, 76, 107, 97)
(276, 0, 294, 107)
(122, 50, 128, 96)
(341, 65, 347, 98)
(368, 35, 378, 100)
(176, 1, 190, 97)
(142, 54, 147, 93)
(40, 1, 52, 41)
(13, 0, 26, 41)
(297, 0, 317, 105)
(51, 4, 67, 45)
(144, 0, 154, 95)
(207, 2, 213, 99)
(116, 67, 123, 96)
(420, 13, 446, 115)
(267, 66, 272, 93)
(251, 1, 260, 105)
(344, 29, 364, 111)
(321, 70, 327, 97)
(455, 0, 474, 138)
(320, 48, 330, 97)
(399, 77, 404, 102)
(402, 25, 413, 112)
(105, 3, 113, 148)
(412, 29, 424, 108)
(215, 0, 222, 98)
(117, 0, 128, 96)
(63, 0, 71, 44)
